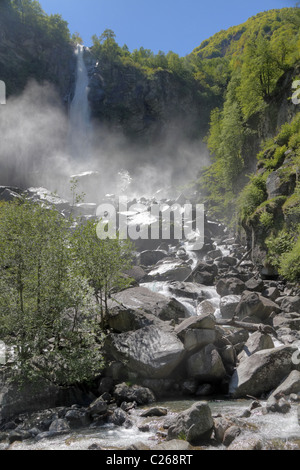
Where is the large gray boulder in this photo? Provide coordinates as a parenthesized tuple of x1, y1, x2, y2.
(238, 331, 274, 362)
(167, 402, 214, 445)
(235, 291, 281, 322)
(113, 382, 155, 406)
(138, 250, 168, 266)
(108, 286, 188, 323)
(187, 344, 226, 383)
(220, 295, 241, 319)
(182, 329, 217, 353)
(216, 278, 245, 297)
(229, 345, 299, 398)
(148, 259, 192, 282)
(266, 370, 300, 412)
(104, 323, 186, 379)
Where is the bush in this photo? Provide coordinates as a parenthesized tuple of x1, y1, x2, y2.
(279, 235, 300, 281)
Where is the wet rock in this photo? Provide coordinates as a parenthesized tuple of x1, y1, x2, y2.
(197, 300, 216, 316)
(262, 286, 280, 302)
(126, 442, 151, 450)
(220, 295, 241, 319)
(227, 436, 263, 450)
(48, 418, 70, 433)
(207, 248, 223, 260)
(223, 425, 241, 447)
(187, 344, 226, 383)
(213, 417, 233, 443)
(65, 409, 91, 429)
(140, 407, 168, 417)
(229, 345, 299, 398)
(168, 281, 206, 301)
(272, 313, 300, 331)
(148, 258, 192, 282)
(107, 408, 128, 426)
(216, 277, 245, 297)
(235, 291, 280, 322)
(113, 383, 155, 406)
(87, 397, 108, 418)
(167, 402, 214, 445)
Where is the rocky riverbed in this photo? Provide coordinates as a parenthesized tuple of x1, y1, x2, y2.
(0, 184, 300, 450)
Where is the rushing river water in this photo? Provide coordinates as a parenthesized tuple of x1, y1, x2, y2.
(6, 399, 300, 451)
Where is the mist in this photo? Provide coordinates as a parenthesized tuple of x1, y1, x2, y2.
(0, 80, 211, 203)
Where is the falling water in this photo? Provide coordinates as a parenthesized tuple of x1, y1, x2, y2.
(69, 44, 91, 160)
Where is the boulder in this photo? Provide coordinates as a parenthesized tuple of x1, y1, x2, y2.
(238, 331, 274, 362)
(108, 286, 188, 323)
(280, 296, 300, 313)
(140, 407, 168, 417)
(175, 314, 216, 338)
(182, 329, 217, 353)
(139, 250, 168, 266)
(152, 440, 193, 451)
(220, 295, 241, 319)
(167, 402, 214, 445)
(223, 425, 241, 447)
(87, 397, 108, 418)
(272, 313, 300, 331)
(168, 281, 206, 301)
(104, 323, 186, 379)
(48, 418, 70, 433)
(266, 370, 300, 412)
(65, 409, 91, 429)
(113, 383, 155, 406)
(229, 345, 299, 398)
(197, 300, 216, 316)
(262, 286, 280, 302)
(216, 278, 245, 297)
(245, 277, 265, 293)
(187, 344, 226, 383)
(148, 259, 192, 282)
(235, 291, 281, 322)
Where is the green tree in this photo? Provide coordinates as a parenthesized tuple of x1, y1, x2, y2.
(0, 200, 104, 385)
(71, 219, 133, 328)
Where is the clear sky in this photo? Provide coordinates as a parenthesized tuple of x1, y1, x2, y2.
(38, 0, 297, 56)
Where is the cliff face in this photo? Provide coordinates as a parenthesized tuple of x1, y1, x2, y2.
(0, 3, 75, 101)
(87, 55, 213, 145)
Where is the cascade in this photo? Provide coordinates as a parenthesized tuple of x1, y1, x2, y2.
(69, 44, 92, 160)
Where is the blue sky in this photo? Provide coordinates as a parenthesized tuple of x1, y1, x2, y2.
(38, 0, 297, 56)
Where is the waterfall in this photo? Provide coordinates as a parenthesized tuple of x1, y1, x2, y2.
(69, 44, 91, 160)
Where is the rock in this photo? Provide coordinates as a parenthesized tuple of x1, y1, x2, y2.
(152, 440, 193, 450)
(197, 300, 216, 316)
(139, 250, 168, 266)
(272, 313, 300, 331)
(238, 331, 275, 361)
(65, 409, 91, 429)
(266, 169, 295, 199)
(182, 380, 198, 395)
(196, 384, 215, 396)
(167, 402, 214, 445)
(104, 323, 186, 379)
(148, 259, 192, 282)
(220, 295, 241, 319)
(207, 249, 223, 259)
(216, 278, 245, 297)
(113, 383, 155, 406)
(48, 419, 70, 433)
(235, 291, 281, 322)
(168, 282, 206, 301)
(227, 437, 263, 450)
(280, 296, 300, 313)
(262, 286, 280, 302)
(87, 398, 108, 418)
(140, 407, 168, 417)
(126, 442, 151, 451)
(245, 277, 265, 293)
(229, 345, 299, 398)
(187, 344, 226, 383)
(123, 266, 147, 282)
(213, 417, 233, 443)
(222, 256, 238, 267)
(223, 425, 241, 447)
(266, 370, 300, 412)
(191, 262, 218, 285)
(98, 377, 114, 395)
(224, 328, 249, 346)
(182, 329, 217, 353)
(175, 314, 216, 338)
(108, 286, 188, 324)
(108, 408, 128, 426)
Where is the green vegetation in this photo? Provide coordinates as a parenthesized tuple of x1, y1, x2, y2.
(0, 198, 133, 385)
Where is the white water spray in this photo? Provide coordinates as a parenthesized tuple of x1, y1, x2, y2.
(69, 44, 92, 160)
